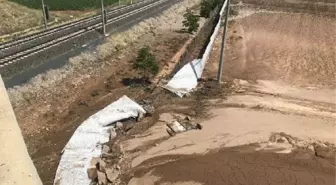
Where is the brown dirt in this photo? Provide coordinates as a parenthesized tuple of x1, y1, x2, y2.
(115, 0, 336, 185)
(129, 145, 335, 185)
(205, 10, 335, 88)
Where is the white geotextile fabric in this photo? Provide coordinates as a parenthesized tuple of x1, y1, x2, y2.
(53, 95, 145, 185)
(163, 0, 228, 97)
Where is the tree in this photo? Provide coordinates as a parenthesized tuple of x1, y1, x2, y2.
(182, 9, 200, 34)
(134, 46, 159, 80)
(200, 0, 213, 18)
(200, 0, 222, 18)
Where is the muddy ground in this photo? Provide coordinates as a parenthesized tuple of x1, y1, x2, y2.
(111, 0, 335, 185)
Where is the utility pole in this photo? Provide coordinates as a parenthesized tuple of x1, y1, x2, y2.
(217, 0, 230, 84)
(41, 0, 48, 29)
(101, 0, 106, 35)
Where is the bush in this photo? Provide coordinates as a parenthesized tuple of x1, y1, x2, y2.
(134, 46, 159, 80)
(200, 0, 213, 18)
(200, 0, 222, 18)
(182, 9, 200, 34)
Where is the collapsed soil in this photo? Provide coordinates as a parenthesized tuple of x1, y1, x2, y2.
(130, 145, 335, 185)
(115, 0, 335, 184)
(205, 6, 336, 87)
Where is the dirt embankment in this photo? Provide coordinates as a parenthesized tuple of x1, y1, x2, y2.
(0, 0, 42, 36)
(107, 0, 335, 185)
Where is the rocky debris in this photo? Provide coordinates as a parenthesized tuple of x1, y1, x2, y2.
(139, 99, 155, 116)
(91, 90, 100, 97)
(88, 157, 121, 185)
(98, 159, 107, 172)
(87, 166, 98, 180)
(269, 133, 289, 144)
(106, 168, 119, 182)
(97, 171, 108, 185)
(165, 115, 203, 136)
(136, 112, 144, 122)
(231, 79, 249, 93)
(77, 99, 89, 107)
(102, 145, 110, 154)
(90, 157, 100, 166)
(313, 143, 336, 160)
(110, 128, 117, 140)
(115, 122, 123, 130)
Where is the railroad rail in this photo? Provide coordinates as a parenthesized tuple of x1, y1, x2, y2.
(0, 0, 171, 68)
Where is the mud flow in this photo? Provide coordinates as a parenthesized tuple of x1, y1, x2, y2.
(130, 144, 336, 185)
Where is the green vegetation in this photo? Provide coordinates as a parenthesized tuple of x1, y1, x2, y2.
(134, 46, 159, 80)
(200, 0, 221, 18)
(182, 9, 200, 34)
(8, 0, 118, 10)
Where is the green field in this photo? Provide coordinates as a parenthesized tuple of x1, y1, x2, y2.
(8, 0, 119, 10)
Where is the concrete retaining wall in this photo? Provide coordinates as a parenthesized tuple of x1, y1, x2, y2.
(0, 75, 42, 185)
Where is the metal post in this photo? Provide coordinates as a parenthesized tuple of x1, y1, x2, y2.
(217, 0, 230, 83)
(41, 0, 48, 29)
(101, 0, 106, 35)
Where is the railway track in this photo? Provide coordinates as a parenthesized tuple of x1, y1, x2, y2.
(0, 0, 171, 68)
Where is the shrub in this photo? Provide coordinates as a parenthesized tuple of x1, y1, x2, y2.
(182, 9, 200, 34)
(200, 0, 222, 18)
(134, 46, 159, 80)
(200, 0, 213, 18)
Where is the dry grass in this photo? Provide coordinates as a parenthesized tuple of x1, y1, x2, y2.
(0, 0, 42, 36)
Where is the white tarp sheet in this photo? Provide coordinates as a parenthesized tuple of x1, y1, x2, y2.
(163, 0, 228, 97)
(53, 95, 145, 185)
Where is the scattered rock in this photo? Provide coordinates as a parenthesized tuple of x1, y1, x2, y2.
(97, 171, 108, 185)
(77, 100, 88, 107)
(307, 145, 315, 153)
(91, 90, 100, 97)
(106, 168, 119, 182)
(143, 104, 155, 116)
(90, 157, 100, 167)
(184, 116, 192, 121)
(195, 123, 203, 130)
(314, 144, 336, 160)
(99, 159, 107, 172)
(235, 88, 246, 93)
(269, 133, 289, 144)
(110, 128, 117, 140)
(102, 145, 110, 154)
(124, 123, 134, 133)
(115, 122, 123, 130)
(136, 112, 144, 122)
(115, 165, 120, 171)
(87, 166, 98, 180)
